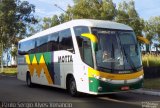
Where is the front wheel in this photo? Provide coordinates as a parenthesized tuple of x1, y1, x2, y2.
(26, 72, 33, 87)
(68, 77, 79, 97)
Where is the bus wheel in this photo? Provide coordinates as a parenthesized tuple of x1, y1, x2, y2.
(68, 77, 79, 97)
(26, 72, 33, 87)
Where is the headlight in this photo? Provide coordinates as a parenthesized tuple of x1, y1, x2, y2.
(93, 75, 107, 82)
(101, 78, 107, 81)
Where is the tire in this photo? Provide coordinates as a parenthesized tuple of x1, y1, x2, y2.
(68, 77, 79, 97)
(26, 72, 33, 87)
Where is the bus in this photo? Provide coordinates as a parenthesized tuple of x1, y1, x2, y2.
(17, 19, 146, 96)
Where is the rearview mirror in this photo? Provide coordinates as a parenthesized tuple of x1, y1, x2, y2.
(81, 33, 98, 51)
(137, 36, 150, 44)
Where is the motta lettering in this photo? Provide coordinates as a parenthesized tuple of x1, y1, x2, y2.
(58, 55, 73, 63)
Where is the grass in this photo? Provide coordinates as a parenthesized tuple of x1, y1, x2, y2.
(142, 54, 160, 89)
(0, 67, 17, 75)
(142, 54, 160, 67)
(144, 78, 160, 89)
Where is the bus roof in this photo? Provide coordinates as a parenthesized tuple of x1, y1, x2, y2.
(19, 19, 133, 42)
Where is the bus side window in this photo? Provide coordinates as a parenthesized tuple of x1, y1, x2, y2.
(59, 29, 74, 53)
(74, 26, 94, 68)
(48, 32, 59, 51)
(37, 36, 48, 53)
(83, 38, 94, 67)
(29, 39, 35, 54)
(19, 40, 35, 55)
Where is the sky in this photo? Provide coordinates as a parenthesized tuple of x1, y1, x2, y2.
(25, 0, 160, 20)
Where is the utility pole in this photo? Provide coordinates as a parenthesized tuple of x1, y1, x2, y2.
(54, 4, 73, 20)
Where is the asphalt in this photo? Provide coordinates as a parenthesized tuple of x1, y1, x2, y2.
(132, 88, 160, 96)
(0, 74, 160, 108)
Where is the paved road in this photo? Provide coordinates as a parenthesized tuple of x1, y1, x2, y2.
(0, 74, 160, 108)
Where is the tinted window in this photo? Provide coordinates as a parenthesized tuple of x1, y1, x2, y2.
(59, 29, 74, 52)
(48, 32, 59, 51)
(36, 36, 48, 53)
(18, 39, 35, 55)
(19, 28, 74, 54)
(74, 26, 90, 47)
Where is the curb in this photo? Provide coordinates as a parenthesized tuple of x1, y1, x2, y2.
(131, 89, 160, 96)
(0, 72, 17, 77)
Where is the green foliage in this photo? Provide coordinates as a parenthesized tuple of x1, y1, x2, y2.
(116, 0, 144, 36)
(30, 0, 146, 38)
(0, 0, 38, 47)
(40, 14, 69, 30)
(68, 0, 116, 20)
(143, 16, 160, 52)
(39, 0, 116, 30)
(0, 0, 16, 47)
(42, 15, 61, 30)
(0, 0, 37, 68)
(148, 17, 160, 42)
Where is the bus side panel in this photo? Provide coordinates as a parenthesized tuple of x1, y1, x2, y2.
(17, 55, 28, 81)
(73, 62, 90, 94)
(53, 51, 74, 89)
(53, 50, 91, 92)
(25, 53, 54, 85)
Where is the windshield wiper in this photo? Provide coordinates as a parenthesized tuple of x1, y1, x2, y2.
(98, 66, 114, 73)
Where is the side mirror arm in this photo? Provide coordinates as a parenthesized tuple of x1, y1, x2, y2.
(137, 36, 150, 44)
(81, 33, 98, 51)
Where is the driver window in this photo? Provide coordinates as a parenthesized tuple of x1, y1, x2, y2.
(74, 26, 94, 67)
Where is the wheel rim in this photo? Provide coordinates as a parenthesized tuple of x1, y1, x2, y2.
(70, 81, 76, 95)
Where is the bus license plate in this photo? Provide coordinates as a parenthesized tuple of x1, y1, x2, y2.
(121, 86, 129, 91)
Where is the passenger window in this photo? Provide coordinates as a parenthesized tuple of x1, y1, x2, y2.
(37, 36, 48, 53)
(18, 39, 35, 55)
(48, 32, 59, 51)
(59, 29, 74, 52)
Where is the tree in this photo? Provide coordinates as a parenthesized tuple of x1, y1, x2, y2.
(27, 18, 42, 36)
(116, 0, 144, 36)
(0, 0, 37, 46)
(150, 16, 160, 43)
(0, 0, 37, 71)
(41, 14, 67, 30)
(51, 15, 60, 27)
(144, 16, 160, 52)
(0, 0, 17, 71)
(42, 17, 52, 30)
(68, 0, 116, 20)
(58, 13, 67, 24)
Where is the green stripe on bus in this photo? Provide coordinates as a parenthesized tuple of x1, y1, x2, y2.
(35, 53, 42, 63)
(29, 54, 35, 64)
(43, 52, 52, 65)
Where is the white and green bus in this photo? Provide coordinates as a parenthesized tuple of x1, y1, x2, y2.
(18, 19, 145, 96)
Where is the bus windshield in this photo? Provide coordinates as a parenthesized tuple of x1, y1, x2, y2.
(92, 28, 142, 73)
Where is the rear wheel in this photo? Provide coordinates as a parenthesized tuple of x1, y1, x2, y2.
(68, 77, 79, 96)
(26, 72, 33, 87)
